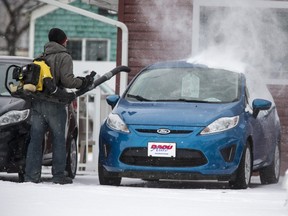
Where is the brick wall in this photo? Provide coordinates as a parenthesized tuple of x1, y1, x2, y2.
(268, 85, 288, 174)
(117, 0, 193, 82)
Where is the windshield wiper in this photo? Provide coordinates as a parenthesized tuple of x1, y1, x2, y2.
(126, 94, 151, 101)
(156, 98, 210, 103)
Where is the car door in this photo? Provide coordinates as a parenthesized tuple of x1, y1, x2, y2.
(245, 86, 269, 165)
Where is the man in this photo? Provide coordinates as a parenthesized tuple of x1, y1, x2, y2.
(24, 28, 92, 184)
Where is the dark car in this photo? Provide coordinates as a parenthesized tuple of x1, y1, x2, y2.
(98, 60, 281, 189)
(0, 56, 78, 181)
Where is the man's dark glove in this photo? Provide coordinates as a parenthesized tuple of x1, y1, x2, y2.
(67, 92, 77, 102)
(56, 91, 76, 104)
(78, 71, 96, 90)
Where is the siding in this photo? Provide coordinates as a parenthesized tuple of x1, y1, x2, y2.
(34, 0, 117, 60)
(119, 0, 288, 175)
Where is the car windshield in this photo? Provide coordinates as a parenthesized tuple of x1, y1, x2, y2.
(125, 67, 241, 103)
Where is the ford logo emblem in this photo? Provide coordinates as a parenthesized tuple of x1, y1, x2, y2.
(157, 128, 171, 135)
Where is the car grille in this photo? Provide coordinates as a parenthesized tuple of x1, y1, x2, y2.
(135, 129, 193, 134)
(120, 148, 207, 167)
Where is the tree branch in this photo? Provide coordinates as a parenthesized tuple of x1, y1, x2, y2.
(2, 0, 13, 16)
(14, 0, 31, 13)
(18, 22, 30, 37)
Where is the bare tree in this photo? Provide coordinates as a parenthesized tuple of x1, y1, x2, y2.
(0, 0, 33, 55)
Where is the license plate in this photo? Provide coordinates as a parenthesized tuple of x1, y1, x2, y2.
(147, 142, 176, 157)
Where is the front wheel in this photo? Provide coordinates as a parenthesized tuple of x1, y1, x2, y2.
(66, 138, 78, 179)
(98, 163, 121, 186)
(259, 144, 280, 184)
(229, 143, 252, 189)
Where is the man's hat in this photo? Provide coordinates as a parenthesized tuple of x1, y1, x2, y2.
(48, 28, 67, 45)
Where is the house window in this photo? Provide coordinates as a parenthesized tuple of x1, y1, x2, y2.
(86, 40, 108, 61)
(67, 40, 82, 60)
(67, 39, 109, 61)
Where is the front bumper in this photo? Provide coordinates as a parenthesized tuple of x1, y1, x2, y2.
(101, 166, 235, 182)
(0, 121, 30, 172)
(99, 123, 246, 181)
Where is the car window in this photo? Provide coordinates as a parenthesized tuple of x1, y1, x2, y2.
(125, 67, 240, 103)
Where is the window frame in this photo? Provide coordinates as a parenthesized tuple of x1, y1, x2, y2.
(67, 38, 110, 61)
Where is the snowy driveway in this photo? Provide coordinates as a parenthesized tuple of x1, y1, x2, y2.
(1, 173, 287, 216)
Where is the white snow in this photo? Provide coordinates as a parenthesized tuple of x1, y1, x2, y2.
(1, 173, 287, 216)
(187, 47, 248, 73)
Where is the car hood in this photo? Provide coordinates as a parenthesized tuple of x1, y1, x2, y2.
(0, 96, 29, 116)
(115, 99, 243, 127)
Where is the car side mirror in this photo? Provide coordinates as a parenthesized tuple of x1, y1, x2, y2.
(106, 95, 120, 109)
(252, 99, 272, 118)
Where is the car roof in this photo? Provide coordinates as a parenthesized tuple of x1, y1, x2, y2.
(145, 60, 208, 70)
(0, 55, 32, 64)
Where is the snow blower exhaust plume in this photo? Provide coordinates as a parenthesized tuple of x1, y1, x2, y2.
(188, 0, 288, 81)
(138, 0, 288, 88)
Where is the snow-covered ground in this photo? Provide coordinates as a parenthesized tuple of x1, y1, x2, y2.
(1, 172, 287, 216)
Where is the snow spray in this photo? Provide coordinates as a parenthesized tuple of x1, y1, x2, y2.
(188, 0, 288, 83)
(138, 0, 288, 86)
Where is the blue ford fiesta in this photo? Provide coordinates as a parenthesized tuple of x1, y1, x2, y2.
(98, 60, 281, 189)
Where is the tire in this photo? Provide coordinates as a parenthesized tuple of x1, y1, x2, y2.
(18, 172, 25, 183)
(259, 144, 280, 184)
(66, 138, 78, 179)
(98, 163, 121, 186)
(229, 143, 252, 189)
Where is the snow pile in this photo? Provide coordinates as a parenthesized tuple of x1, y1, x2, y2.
(1, 174, 288, 216)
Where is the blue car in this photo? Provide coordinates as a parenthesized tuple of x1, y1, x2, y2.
(98, 60, 281, 189)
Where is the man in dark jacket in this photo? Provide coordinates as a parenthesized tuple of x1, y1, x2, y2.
(24, 28, 92, 184)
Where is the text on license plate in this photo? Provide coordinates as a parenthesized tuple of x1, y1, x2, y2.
(147, 142, 176, 157)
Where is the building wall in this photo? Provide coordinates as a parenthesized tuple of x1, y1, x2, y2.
(118, 0, 288, 175)
(268, 85, 288, 173)
(118, 0, 193, 82)
(34, 0, 118, 60)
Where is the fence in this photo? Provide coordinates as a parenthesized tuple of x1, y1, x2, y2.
(75, 87, 112, 174)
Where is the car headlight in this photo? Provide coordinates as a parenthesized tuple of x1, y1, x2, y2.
(106, 113, 130, 133)
(0, 109, 30, 126)
(200, 116, 239, 135)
